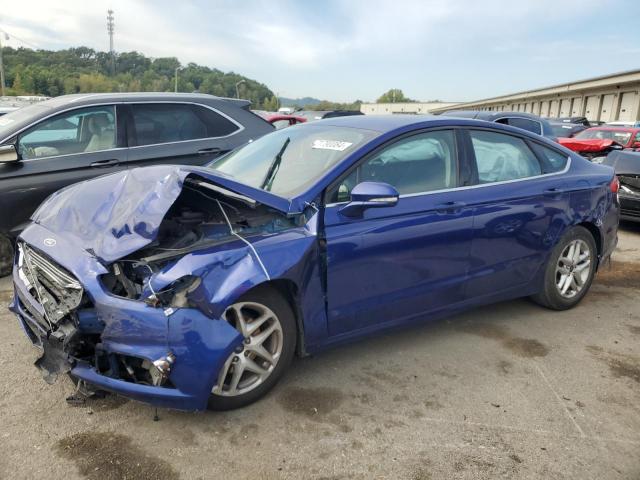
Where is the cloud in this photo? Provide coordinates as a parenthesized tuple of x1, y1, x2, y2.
(1, 0, 637, 101)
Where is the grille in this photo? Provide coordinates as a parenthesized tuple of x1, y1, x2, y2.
(17, 242, 84, 327)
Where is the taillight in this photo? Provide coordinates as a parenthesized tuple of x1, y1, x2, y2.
(610, 176, 620, 194)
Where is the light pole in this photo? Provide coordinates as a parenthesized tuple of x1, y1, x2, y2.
(0, 32, 5, 97)
(235, 79, 245, 99)
(174, 67, 183, 93)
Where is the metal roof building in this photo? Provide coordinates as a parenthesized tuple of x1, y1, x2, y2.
(430, 69, 640, 122)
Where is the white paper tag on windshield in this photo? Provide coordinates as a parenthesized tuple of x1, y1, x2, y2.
(312, 139, 353, 151)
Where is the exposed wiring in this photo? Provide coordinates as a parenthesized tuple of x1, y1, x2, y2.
(216, 199, 270, 280)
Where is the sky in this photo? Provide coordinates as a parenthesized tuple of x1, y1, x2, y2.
(1, 0, 639, 103)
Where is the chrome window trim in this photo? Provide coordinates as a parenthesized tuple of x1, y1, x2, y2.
(324, 156, 572, 208)
(1, 100, 243, 161)
(16, 104, 119, 162)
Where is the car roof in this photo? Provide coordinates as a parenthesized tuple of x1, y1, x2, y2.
(314, 114, 444, 132)
(34, 92, 250, 110)
(442, 110, 544, 121)
(585, 126, 640, 133)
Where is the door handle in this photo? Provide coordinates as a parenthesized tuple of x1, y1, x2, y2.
(197, 147, 222, 156)
(544, 187, 567, 194)
(435, 201, 467, 213)
(90, 159, 119, 168)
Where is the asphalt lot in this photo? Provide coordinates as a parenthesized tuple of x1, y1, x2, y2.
(0, 224, 639, 480)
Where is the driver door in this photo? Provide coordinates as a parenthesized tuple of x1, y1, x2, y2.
(1, 105, 127, 235)
(322, 129, 474, 337)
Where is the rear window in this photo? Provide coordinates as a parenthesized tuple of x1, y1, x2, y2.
(496, 117, 542, 135)
(531, 143, 569, 173)
(131, 103, 239, 146)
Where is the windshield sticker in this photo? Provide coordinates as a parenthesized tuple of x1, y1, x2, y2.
(312, 139, 353, 151)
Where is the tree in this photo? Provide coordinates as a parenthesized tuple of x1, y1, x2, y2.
(0, 46, 276, 106)
(376, 89, 413, 103)
(11, 72, 24, 94)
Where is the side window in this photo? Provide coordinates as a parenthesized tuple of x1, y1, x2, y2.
(497, 117, 542, 135)
(328, 130, 458, 203)
(531, 143, 569, 173)
(131, 103, 238, 146)
(469, 130, 542, 184)
(18, 106, 116, 159)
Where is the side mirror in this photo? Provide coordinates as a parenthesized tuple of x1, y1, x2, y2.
(339, 181, 399, 217)
(632, 142, 640, 150)
(0, 144, 19, 163)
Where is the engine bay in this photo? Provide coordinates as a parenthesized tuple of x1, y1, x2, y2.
(100, 178, 299, 303)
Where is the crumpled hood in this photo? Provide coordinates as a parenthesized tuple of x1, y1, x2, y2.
(30, 165, 291, 263)
(557, 137, 618, 153)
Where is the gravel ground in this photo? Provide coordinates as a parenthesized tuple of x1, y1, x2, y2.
(0, 223, 639, 480)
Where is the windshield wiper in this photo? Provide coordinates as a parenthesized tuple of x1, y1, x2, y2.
(260, 137, 290, 191)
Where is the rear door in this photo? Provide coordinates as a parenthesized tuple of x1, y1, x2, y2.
(1, 104, 126, 235)
(125, 102, 242, 168)
(461, 128, 571, 300)
(323, 129, 475, 337)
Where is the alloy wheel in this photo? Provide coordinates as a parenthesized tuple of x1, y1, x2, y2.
(555, 239, 591, 299)
(212, 301, 283, 397)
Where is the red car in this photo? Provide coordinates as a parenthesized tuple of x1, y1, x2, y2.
(265, 114, 307, 129)
(558, 126, 640, 160)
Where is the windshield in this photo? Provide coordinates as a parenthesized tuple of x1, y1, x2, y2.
(0, 104, 51, 140)
(210, 125, 378, 198)
(575, 129, 632, 145)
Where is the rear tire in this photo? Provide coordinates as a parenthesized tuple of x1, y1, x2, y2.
(0, 235, 14, 277)
(207, 286, 296, 411)
(531, 226, 597, 310)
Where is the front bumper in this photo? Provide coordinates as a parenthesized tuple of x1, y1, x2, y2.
(10, 224, 243, 411)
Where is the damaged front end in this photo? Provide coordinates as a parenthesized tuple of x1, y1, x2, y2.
(10, 166, 315, 410)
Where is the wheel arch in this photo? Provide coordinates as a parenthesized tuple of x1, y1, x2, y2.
(576, 221, 602, 263)
(241, 278, 307, 357)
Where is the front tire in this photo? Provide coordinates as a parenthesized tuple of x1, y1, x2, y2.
(531, 226, 597, 310)
(207, 286, 296, 411)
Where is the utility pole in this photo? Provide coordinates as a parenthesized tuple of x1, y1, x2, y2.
(107, 10, 115, 76)
(174, 67, 182, 93)
(0, 32, 5, 97)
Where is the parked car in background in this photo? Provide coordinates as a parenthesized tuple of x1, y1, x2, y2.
(557, 126, 640, 160)
(297, 110, 364, 122)
(10, 115, 618, 411)
(549, 122, 587, 138)
(0, 93, 274, 275)
(0, 106, 19, 116)
(606, 121, 640, 128)
(264, 114, 307, 129)
(603, 150, 640, 222)
(442, 110, 557, 141)
(555, 116, 591, 127)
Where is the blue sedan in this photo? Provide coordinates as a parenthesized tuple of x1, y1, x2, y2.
(10, 115, 619, 411)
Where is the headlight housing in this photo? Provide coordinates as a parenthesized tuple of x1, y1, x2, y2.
(145, 275, 202, 308)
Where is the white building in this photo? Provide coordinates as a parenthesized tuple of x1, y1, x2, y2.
(360, 101, 459, 115)
(429, 69, 640, 123)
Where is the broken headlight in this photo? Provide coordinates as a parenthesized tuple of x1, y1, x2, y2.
(145, 275, 202, 308)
